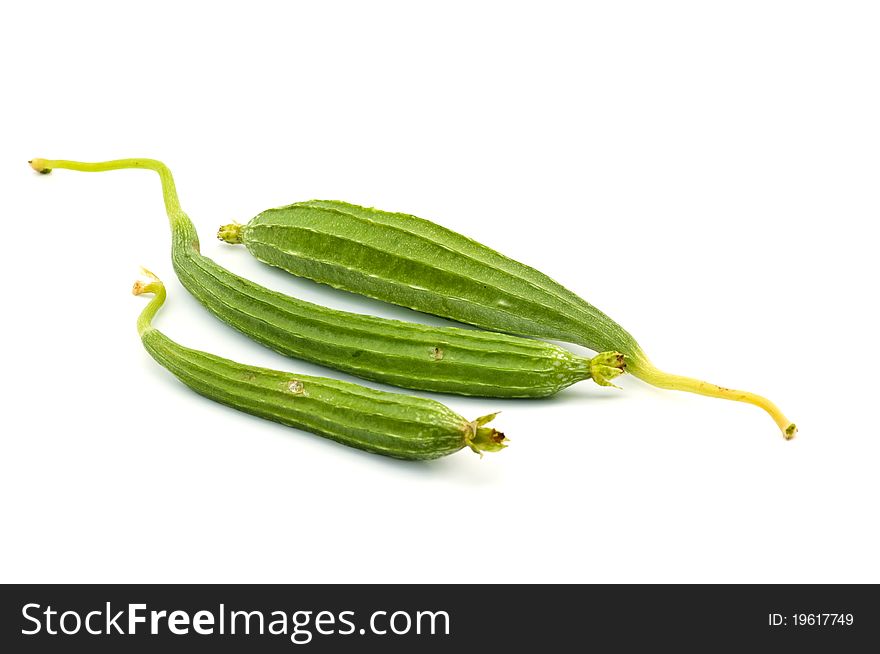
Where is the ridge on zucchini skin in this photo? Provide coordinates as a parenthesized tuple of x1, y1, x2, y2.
(131, 272, 508, 461)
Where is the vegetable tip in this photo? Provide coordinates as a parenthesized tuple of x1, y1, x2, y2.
(29, 159, 51, 174)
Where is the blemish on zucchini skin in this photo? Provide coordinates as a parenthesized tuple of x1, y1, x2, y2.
(431, 346, 444, 361)
(287, 380, 306, 395)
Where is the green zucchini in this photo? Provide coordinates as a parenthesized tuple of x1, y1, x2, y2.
(133, 272, 505, 460)
(218, 200, 796, 439)
(29, 158, 624, 398)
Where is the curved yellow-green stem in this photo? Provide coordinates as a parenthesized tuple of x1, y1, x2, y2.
(30, 157, 192, 239)
(627, 358, 796, 439)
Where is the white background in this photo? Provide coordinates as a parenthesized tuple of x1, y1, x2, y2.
(2, 1, 878, 583)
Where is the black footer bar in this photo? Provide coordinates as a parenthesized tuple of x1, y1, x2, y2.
(2, 584, 876, 651)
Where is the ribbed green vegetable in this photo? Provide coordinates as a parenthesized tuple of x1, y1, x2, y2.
(29, 157, 625, 398)
(219, 199, 796, 439)
(132, 272, 506, 460)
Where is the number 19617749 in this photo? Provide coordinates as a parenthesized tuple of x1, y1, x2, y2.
(769, 613, 854, 627)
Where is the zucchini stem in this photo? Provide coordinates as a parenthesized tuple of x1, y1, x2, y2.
(132, 274, 166, 336)
(628, 359, 796, 439)
(29, 157, 195, 244)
